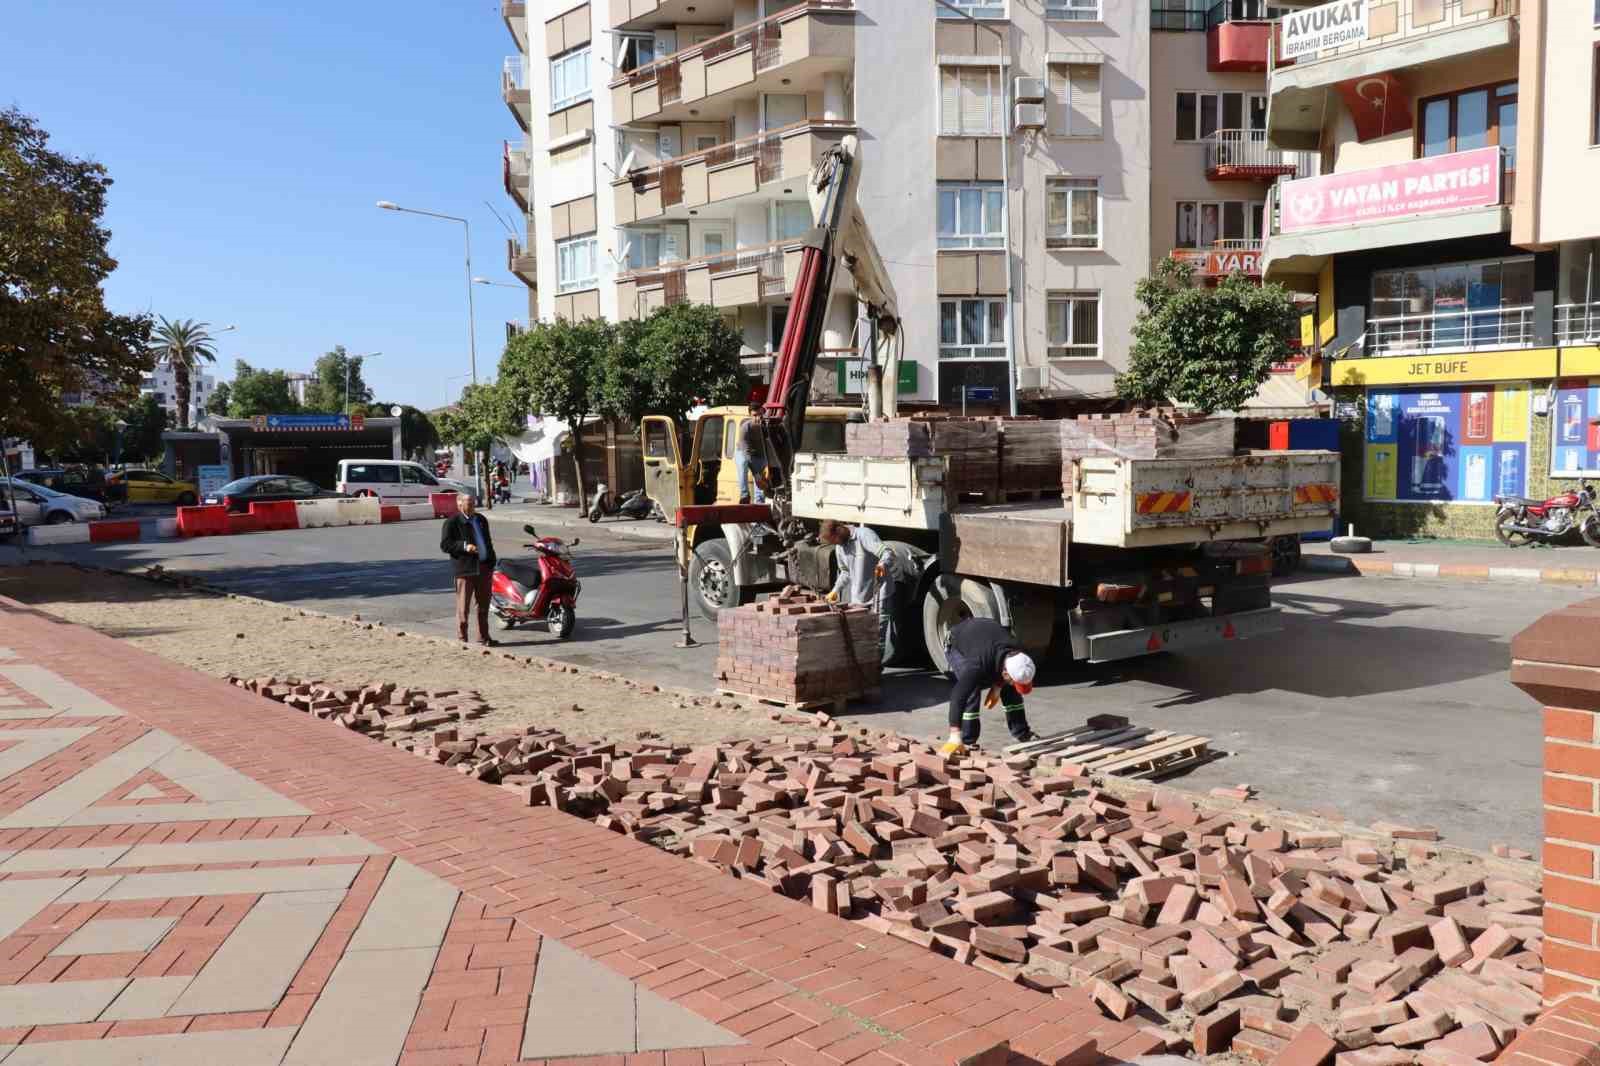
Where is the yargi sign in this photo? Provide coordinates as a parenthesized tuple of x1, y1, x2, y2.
(1279, 147, 1501, 232)
(1280, 0, 1369, 58)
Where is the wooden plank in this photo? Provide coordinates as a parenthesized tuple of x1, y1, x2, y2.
(1035, 727, 1155, 761)
(1093, 736, 1211, 774)
(1074, 732, 1179, 768)
(1003, 725, 1096, 754)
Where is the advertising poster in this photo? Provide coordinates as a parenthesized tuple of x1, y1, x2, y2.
(1550, 378, 1600, 477)
(1365, 385, 1529, 504)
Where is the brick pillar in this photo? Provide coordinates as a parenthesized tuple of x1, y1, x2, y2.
(1512, 599, 1600, 1003)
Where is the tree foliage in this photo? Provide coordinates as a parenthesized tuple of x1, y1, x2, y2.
(110, 393, 167, 462)
(300, 345, 371, 413)
(0, 106, 152, 449)
(600, 304, 745, 425)
(434, 382, 520, 457)
(366, 402, 439, 457)
(206, 380, 231, 419)
(1117, 257, 1300, 415)
(146, 317, 219, 428)
(225, 360, 301, 417)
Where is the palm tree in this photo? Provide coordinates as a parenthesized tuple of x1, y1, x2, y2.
(146, 317, 218, 428)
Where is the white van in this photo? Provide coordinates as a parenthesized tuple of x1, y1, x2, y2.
(336, 460, 461, 502)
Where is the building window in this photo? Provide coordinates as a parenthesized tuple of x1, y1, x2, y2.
(1420, 82, 1516, 180)
(1174, 200, 1265, 248)
(1046, 0, 1100, 20)
(770, 201, 811, 242)
(938, 183, 1005, 249)
(1046, 178, 1099, 248)
(1595, 46, 1600, 144)
(621, 226, 683, 270)
(556, 236, 598, 292)
(550, 47, 592, 112)
(1176, 90, 1265, 141)
(939, 67, 1003, 137)
(936, 0, 1005, 17)
(549, 139, 594, 205)
(1048, 64, 1102, 138)
(939, 298, 1007, 360)
(615, 33, 655, 74)
(1048, 293, 1100, 359)
(1369, 256, 1535, 354)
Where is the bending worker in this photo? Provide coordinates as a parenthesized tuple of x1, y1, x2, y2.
(819, 519, 896, 664)
(942, 616, 1038, 755)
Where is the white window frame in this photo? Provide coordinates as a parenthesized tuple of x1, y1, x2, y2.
(937, 182, 1005, 250)
(1048, 292, 1101, 360)
(936, 0, 1006, 17)
(556, 235, 599, 293)
(769, 201, 812, 243)
(1045, 0, 1100, 20)
(614, 32, 655, 74)
(1173, 199, 1265, 249)
(939, 298, 1008, 360)
(1175, 90, 1266, 142)
(1048, 63, 1102, 139)
(939, 66, 1004, 137)
(1046, 177, 1100, 249)
(619, 225, 685, 271)
(550, 47, 592, 113)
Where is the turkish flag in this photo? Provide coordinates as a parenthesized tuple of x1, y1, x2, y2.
(1335, 73, 1413, 142)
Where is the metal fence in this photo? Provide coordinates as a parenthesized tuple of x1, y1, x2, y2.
(1557, 302, 1600, 346)
(1367, 305, 1534, 355)
(1206, 129, 1317, 176)
(1151, 1, 1207, 30)
(623, 239, 801, 304)
(502, 56, 525, 91)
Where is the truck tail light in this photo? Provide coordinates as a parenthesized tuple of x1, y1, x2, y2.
(1236, 555, 1273, 577)
(222, 495, 234, 509)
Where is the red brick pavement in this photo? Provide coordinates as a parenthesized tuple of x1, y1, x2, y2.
(0, 596, 1117, 1066)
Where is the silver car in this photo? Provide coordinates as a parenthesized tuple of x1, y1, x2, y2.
(0, 478, 107, 526)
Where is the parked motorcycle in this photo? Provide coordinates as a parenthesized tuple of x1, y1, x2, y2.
(1494, 483, 1600, 547)
(489, 524, 581, 638)
(587, 484, 655, 523)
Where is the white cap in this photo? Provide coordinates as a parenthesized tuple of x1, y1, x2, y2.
(1003, 652, 1036, 692)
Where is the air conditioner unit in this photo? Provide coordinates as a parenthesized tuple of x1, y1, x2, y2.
(1018, 366, 1049, 390)
(1014, 76, 1046, 103)
(1013, 103, 1047, 131)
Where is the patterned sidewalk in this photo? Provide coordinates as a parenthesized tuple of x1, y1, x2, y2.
(0, 595, 1120, 1066)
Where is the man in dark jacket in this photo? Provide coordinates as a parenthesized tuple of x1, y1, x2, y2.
(441, 493, 498, 646)
(942, 616, 1037, 755)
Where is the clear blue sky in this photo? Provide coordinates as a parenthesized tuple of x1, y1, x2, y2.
(9, 1, 526, 411)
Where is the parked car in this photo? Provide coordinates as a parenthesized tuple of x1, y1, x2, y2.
(0, 478, 108, 525)
(0, 500, 16, 539)
(204, 476, 348, 513)
(336, 459, 458, 502)
(107, 469, 198, 506)
(15, 467, 124, 505)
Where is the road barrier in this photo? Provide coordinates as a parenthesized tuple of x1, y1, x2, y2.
(24, 495, 447, 547)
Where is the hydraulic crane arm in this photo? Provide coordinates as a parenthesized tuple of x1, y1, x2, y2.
(760, 135, 899, 499)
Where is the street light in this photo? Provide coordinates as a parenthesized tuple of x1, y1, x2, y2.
(471, 276, 522, 289)
(345, 351, 382, 414)
(933, 0, 1017, 417)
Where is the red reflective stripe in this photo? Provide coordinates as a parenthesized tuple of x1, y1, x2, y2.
(1146, 632, 1163, 652)
(380, 505, 401, 523)
(87, 520, 140, 543)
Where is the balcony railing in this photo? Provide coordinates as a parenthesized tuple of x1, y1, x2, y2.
(1269, 0, 1517, 65)
(1557, 303, 1600, 347)
(502, 56, 526, 92)
(622, 238, 803, 305)
(1206, 0, 1283, 27)
(1206, 129, 1316, 179)
(504, 143, 530, 205)
(610, 2, 852, 99)
(1367, 305, 1534, 356)
(620, 120, 853, 213)
(1152, 1, 1207, 30)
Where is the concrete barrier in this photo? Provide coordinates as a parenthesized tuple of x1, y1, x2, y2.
(292, 499, 342, 529)
(430, 493, 460, 518)
(87, 520, 141, 544)
(337, 498, 383, 526)
(392, 502, 436, 523)
(25, 523, 90, 546)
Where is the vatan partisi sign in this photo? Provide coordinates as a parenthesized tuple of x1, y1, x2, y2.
(1279, 0, 1369, 59)
(1279, 147, 1502, 233)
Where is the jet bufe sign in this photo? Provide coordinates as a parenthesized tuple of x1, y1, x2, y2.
(1280, 0, 1369, 59)
(1279, 147, 1501, 233)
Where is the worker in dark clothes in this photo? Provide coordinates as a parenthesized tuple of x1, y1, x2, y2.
(941, 617, 1038, 756)
(440, 493, 498, 647)
(736, 404, 767, 504)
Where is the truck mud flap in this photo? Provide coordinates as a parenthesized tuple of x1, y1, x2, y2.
(1083, 607, 1281, 663)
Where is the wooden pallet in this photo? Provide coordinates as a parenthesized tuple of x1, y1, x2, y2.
(717, 688, 880, 715)
(1005, 719, 1213, 780)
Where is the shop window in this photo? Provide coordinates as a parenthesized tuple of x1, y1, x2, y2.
(1368, 256, 1535, 354)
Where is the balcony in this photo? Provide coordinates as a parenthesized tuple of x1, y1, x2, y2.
(503, 142, 530, 211)
(1267, 0, 1517, 149)
(501, 0, 526, 46)
(616, 239, 805, 319)
(508, 237, 537, 286)
(1204, 129, 1315, 182)
(610, 4, 854, 126)
(613, 121, 854, 226)
(609, 0, 737, 30)
(502, 56, 530, 133)
(1365, 304, 1533, 356)
(1558, 303, 1600, 347)
(1171, 240, 1265, 278)
(1206, 0, 1278, 71)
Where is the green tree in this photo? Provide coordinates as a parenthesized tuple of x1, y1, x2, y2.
(300, 346, 372, 413)
(206, 380, 231, 419)
(631, 303, 746, 421)
(366, 402, 440, 457)
(499, 318, 613, 509)
(1117, 257, 1300, 415)
(0, 107, 152, 452)
(146, 317, 219, 428)
(225, 360, 300, 417)
(112, 394, 167, 463)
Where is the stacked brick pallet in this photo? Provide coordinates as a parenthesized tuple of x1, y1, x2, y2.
(1061, 412, 1238, 463)
(846, 417, 1001, 501)
(714, 590, 880, 707)
(995, 417, 1065, 498)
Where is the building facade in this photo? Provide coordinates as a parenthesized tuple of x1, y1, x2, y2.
(140, 364, 218, 426)
(1260, 0, 1600, 537)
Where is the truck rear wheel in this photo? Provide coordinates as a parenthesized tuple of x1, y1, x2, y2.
(921, 575, 1002, 674)
(690, 537, 740, 620)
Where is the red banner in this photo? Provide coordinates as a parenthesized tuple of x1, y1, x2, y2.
(1279, 147, 1501, 233)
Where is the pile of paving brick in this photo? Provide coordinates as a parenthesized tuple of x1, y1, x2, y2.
(714, 590, 881, 708)
(845, 417, 1000, 500)
(227, 676, 490, 735)
(346, 712, 1544, 1062)
(1060, 412, 1238, 465)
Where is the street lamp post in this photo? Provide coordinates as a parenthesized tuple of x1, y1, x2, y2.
(933, 0, 1018, 417)
(344, 352, 382, 415)
(471, 277, 522, 289)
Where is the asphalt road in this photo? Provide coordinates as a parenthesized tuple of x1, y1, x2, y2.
(8, 514, 1581, 854)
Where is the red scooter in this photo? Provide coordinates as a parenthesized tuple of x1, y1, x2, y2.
(489, 524, 581, 638)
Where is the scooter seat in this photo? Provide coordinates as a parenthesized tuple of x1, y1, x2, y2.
(1495, 496, 1545, 507)
(496, 559, 543, 587)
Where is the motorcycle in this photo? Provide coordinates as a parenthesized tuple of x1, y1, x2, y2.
(587, 484, 655, 523)
(489, 524, 581, 638)
(1494, 482, 1600, 547)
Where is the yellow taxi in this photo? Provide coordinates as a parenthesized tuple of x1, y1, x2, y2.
(110, 469, 200, 506)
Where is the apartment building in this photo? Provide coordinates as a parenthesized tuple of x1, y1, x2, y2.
(140, 364, 218, 425)
(499, 0, 1152, 411)
(1257, 0, 1600, 539)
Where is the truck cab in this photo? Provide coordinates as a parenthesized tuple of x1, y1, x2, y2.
(642, 405, 863, 617)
